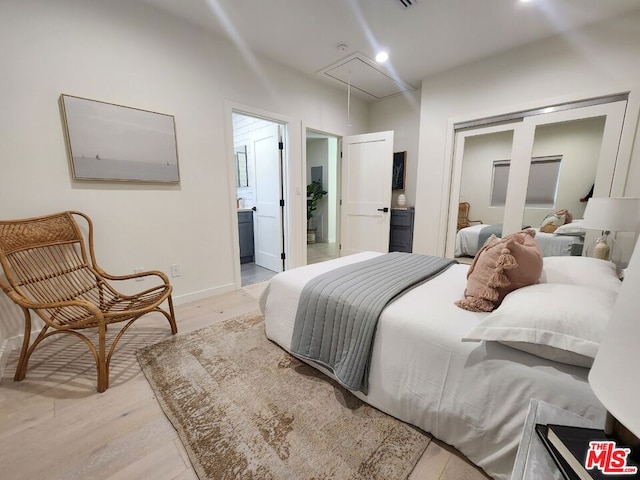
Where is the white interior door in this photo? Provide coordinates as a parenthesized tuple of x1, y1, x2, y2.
(340, 131, 394, 256)
(253, 123, 283, 272)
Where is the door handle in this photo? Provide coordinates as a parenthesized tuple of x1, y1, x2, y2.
(377, 207, 389, 213)
(252, 206, 257, 211)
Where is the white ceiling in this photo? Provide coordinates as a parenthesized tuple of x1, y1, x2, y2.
(138, 0, 640, 101)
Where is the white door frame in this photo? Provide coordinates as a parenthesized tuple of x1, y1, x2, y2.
(225, 102, 295, 289)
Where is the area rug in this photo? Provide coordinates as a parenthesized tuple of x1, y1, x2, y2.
(137, 312, 430, 480)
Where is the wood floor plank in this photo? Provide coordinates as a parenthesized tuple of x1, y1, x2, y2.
(409, 440, 450, 480)
(106, 439, 189, 480)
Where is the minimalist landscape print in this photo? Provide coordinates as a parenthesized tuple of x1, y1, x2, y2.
(61, 94, 179, 182)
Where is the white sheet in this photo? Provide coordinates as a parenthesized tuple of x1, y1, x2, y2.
(260, 252, 605, 480)
(455, 224, 583, 257)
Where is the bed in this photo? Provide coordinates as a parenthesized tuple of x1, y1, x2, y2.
(455, 223, 584, 258)
(259, 251, 620, 480)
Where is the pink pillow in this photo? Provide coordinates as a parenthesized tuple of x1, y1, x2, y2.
(456, 229, 543, 312)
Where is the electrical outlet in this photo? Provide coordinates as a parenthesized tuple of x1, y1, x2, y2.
(170, 264, 181, 278)
(134, 267, 144, 281)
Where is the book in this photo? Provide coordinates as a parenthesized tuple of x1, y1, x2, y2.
(546, 424, 640, 479)
(535, 424, 581, 480)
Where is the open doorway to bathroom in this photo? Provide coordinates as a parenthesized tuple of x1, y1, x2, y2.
(306, 129, 340, 265)
(233, 112, 286, 286)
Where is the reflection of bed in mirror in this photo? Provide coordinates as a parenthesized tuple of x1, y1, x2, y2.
(455, 223, 584, 258)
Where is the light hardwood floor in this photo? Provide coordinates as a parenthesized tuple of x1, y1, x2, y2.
(0, 283, 489, 480)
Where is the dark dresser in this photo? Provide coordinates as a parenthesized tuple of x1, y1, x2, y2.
(389, 208, 415, 253)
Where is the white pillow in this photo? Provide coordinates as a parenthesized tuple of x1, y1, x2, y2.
(539, 256, 621, 293)
(462, 283, 617, 367)
(554, 220, 586, 236)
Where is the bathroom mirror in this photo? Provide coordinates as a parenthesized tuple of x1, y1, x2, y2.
(236, 146, 248, 187)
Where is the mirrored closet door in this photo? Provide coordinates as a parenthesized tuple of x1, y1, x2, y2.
(446, 96, 628, 259)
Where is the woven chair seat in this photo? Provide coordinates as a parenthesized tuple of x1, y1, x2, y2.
(0, 211, 177, 392)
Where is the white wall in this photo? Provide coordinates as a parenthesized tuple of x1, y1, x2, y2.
(369, 90, 421, 208)
(0, 0, 369, 345)
(414, 12, 640, 256)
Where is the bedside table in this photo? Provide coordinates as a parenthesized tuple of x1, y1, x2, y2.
(389, 208, 414, 253)
(511, 399, 605, 480)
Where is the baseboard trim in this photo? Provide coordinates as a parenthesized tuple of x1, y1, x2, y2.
(172, 283, 236, 305)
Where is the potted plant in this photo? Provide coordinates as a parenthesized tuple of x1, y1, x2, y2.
(306, 180, 327, 244)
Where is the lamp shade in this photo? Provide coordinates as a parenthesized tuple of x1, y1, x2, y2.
(582, 197, 640, 232)
(589, 232, 640, 438)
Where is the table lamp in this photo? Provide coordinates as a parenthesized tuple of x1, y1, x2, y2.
(589, 231, 640, 446)
(581, 197, 640, 262)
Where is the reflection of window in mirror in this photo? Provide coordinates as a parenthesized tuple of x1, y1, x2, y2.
(491, 156, 562, 208)
(236, 146, 248, 187)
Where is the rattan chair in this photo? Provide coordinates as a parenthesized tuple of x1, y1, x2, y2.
(0, 211, 177, 392)
(457, 202, 483, 231)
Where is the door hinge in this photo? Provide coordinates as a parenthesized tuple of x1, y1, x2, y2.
(278, 141, 284, 150)
(340, 151, 343, 158)
(339, 199, 342, 206)
(281, 252, 286, 260)
(279, 199, 285, 207)
(339, 244, 342, 250)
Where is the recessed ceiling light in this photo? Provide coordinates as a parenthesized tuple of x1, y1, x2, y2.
(375, 51, 389, 63)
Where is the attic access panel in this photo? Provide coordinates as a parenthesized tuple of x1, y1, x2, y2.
(319, 53, 415, 101)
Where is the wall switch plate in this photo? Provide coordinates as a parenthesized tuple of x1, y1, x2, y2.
(170, 264, 181, 278)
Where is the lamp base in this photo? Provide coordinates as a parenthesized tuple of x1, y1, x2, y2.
(593, 237, 611, 260)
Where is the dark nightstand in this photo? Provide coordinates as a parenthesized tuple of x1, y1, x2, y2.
(389, 208, 415, 253)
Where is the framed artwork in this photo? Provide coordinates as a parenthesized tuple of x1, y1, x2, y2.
(392, 151, 406, 190)
(60, 94, 180, 183)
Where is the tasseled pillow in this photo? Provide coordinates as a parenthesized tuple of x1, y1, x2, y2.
(456, 229, 543, 312)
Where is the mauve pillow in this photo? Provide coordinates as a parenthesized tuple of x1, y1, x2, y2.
(455, 229, 543, 312)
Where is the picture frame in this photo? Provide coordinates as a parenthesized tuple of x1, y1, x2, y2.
(392, 151, 406, 190)
(60, 94, 180, 183)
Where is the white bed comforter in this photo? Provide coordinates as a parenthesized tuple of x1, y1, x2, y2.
(259, 252, 605, 480)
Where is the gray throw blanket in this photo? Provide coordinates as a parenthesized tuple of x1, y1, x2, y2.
(477, 224, 532, 250)
(477, 224, 504, 250)
(290, 252, 456, 394)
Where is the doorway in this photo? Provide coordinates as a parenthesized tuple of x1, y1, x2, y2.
(305, 130, 340, 265)
(232, 112, 287, 286)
